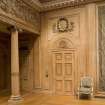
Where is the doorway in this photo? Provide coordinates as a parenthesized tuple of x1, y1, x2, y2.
(19, 33, 35, 94)
(52, 50, 75, 95)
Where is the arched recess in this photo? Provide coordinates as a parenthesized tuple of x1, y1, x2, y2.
(48, 37, 78, 95)
(49, 37, 76, 50)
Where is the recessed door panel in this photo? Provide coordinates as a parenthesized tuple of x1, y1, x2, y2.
(65, 63, 72, 76)
(64, 80, 72, 92)
(56, 63, 62, 76)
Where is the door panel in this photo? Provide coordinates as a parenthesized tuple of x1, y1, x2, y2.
(64, 52, 73, 95)
(54, 52, 63, 94)
(65, 63, 72, 76)
(56, 63, 62, 75)
(64, 80, 72, 92)
(53, 51, 74, 95)
(55, 80, 63, 92)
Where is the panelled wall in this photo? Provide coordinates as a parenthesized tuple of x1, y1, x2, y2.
(34, 3, 98, 95)
(0, 1, 104, 96)
(19, 34, 37, 93)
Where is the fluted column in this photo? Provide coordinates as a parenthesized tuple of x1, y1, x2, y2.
(8, 26, 22, 105)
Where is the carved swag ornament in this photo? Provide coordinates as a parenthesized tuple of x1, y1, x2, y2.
(0, 0, 39, 27)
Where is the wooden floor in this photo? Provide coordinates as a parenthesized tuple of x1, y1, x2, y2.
(0, 93, 105, 105)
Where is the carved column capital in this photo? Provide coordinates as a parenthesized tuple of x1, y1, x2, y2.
(8, 26, 23, 33)
(7, 26, 18, 32)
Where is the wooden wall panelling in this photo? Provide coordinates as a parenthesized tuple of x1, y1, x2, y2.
(28, 38, 34, 91)
(40, 3, 99, 95)
(77, 7, 87, 85)
(40, 13, 50, 92)
(34, 37, 41, 89)
(19, 44, 29, 92)
(19, 36, 35, 92)
(85, 4, 97, 94)
(40, 6, 88, 95)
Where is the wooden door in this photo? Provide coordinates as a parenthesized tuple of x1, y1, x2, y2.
(53, 50, 74, 95)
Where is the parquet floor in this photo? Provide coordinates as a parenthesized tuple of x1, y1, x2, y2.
(0, 93, 105, 105)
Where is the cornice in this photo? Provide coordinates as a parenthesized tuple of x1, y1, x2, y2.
(23, 0, 105, 12)
(22, 0, 42, 11)
(41, 0, 104, 11)
(31, 0, 43, 10)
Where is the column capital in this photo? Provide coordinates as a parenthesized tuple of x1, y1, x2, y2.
(8, 26, 23, 33)
(8, 26, 18, 32)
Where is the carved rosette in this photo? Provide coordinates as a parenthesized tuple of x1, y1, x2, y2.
(58, 40, 68, 49)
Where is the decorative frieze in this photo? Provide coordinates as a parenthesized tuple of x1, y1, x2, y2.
(0, 0, 40, 32)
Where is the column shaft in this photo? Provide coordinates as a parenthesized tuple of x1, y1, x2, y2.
(11, 29, 20, 96)
(8, 27, 22, 105)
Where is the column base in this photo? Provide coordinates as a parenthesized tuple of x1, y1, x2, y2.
(8, 96, 23, 105)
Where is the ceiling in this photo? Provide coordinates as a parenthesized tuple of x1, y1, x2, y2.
(39, 0, 55, 3)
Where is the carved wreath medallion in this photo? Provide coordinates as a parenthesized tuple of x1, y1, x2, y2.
(57, 17, 74, 32)
(57, 17, 68, 32)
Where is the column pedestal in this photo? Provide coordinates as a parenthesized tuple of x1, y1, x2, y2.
(8, 96, 23, 105)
